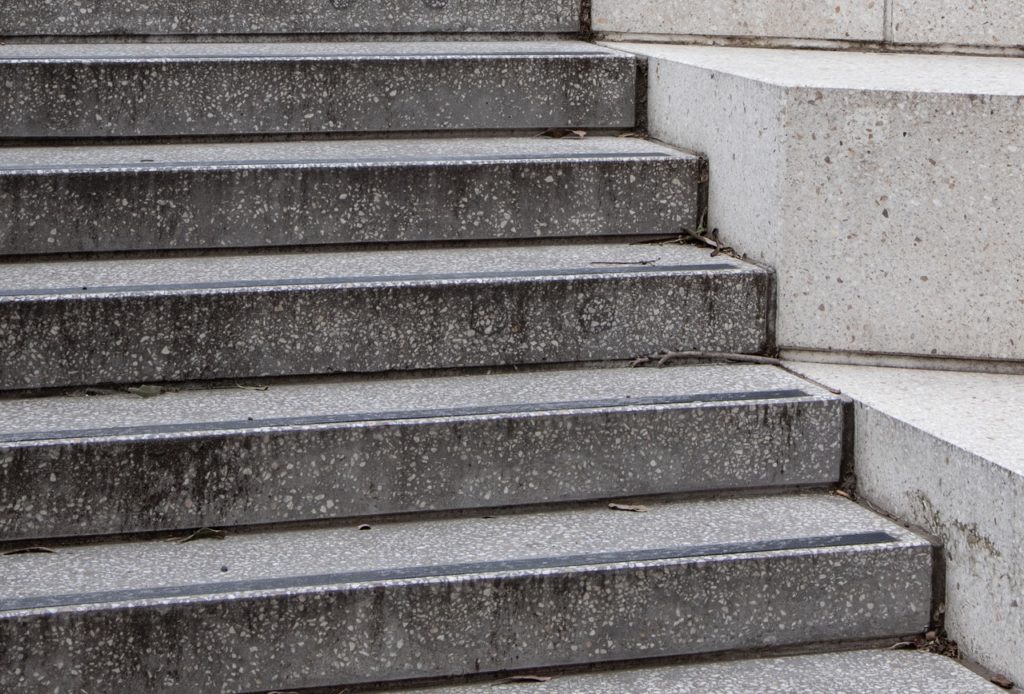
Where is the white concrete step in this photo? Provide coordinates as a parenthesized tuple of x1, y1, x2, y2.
(789, 361, 1024, 689)
(0, 493, 933, 693)
(609, 43, 1024, 363)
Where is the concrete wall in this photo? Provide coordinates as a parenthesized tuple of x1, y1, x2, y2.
(594, 0, 1024, 52)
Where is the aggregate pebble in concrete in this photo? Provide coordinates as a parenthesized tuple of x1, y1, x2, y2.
(0, 364, 843, 539)
(0, 137, 699, 255)
(401, 650, 1003, 693)
(0, 495, 932, 693)
(0, 41, 636, 138)
(0, 0, 579, 37)
(0, 244, 771, 390)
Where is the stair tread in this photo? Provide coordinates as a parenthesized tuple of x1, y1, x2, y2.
(1, 0, 579, 36)
(0, 242, 753, 295)
(0, 134, 691, 170)
(0, 364, 836, 440)
(400, 650, 1003, 693)
(0, 39, 622, 61)
(0, 493, 926, 611)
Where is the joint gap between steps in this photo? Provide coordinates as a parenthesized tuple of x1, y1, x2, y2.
(0, 233, 690, 267)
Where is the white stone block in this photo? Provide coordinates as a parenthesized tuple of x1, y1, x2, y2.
(788, 362, 1024, 687)
(893, 0, 1024, 48)
(591, 0, 883, 42)
(612, 44, 1024, 361)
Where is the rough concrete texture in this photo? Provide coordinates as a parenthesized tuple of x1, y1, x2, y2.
(0, 243, 770, 390)
(0, 137, 699, 255)
(0, 495, 932, 693)
(403, 650, 1002, 693)
(0, 41, 634, 139)
(892, 0, 1024, 48)
(789, 362, 1024, 689)
(592, 0, 882, 42)
(612, 44, 1024, 361)
(0, 0, 579, 37)
(0, 364, 842, 539)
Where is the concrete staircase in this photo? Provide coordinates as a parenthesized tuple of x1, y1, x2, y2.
(0, 4, 1002, 693)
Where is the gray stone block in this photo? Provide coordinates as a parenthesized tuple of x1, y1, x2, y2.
(403, 650, 1003, 693)
(0, 41, 635, 139)
(0, 0, 579, 37)
(0, 365, 842, 539)
(0, 244, 771, 390)
(0, 495, 932, 693)
(0, 138, 699, 255)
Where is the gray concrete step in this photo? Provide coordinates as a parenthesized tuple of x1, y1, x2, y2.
(1, 0, 579, 38)
(0, 494, 933, 693)
(0, 364, 842, 540)
(0, 41, 635, 139)
(0, 243, 771, 391)
(0, 137, 700, 256)
(400, 650, 1003, 693)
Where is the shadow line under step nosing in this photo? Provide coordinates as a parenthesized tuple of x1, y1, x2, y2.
(0, 532, 898, 613)
(0, 264, 742, 299)
(0, 388, 813, 445)
(0, 151, 680, 174)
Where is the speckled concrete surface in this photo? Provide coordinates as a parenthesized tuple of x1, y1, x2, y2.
(0, 41, 634, 138)
(0, 137, 699, 254)
(893, 0, 1024, 48)
(0, 364, 843, 538)
(614, 43, 1024, 361)
(0, 0, 579, 37)
(401, 650, 1002, 692)
(0, 244, 770, 390)
(592, 0, 883, 42)
(789, 362, 1024, 688)
(0, 495, 932, 692)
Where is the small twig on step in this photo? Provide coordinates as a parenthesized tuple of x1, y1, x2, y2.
(632, 350, 784, 368)
(590, 258, 660, 267)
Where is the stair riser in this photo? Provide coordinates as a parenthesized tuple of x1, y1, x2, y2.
(0, 157, 698, 255)
(1, 398, 841, 540)
(0, 272, 770, 390)
(1, 0, 579, 37)
(0, 55, 634, 139)
(0, 547, 931, 693)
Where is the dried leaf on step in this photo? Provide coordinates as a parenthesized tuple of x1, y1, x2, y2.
(889, 641, 916, 650)
(538, 128, 586, 139)
(174, 527, 227, 544)
(3, 546, 56, 556)
(608, 502, 648, 513)
(494, 675, 553, 685)
(991, 675, 1014, 690)
(236, 384, 269, 391)
(127, 384, 164, 398)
